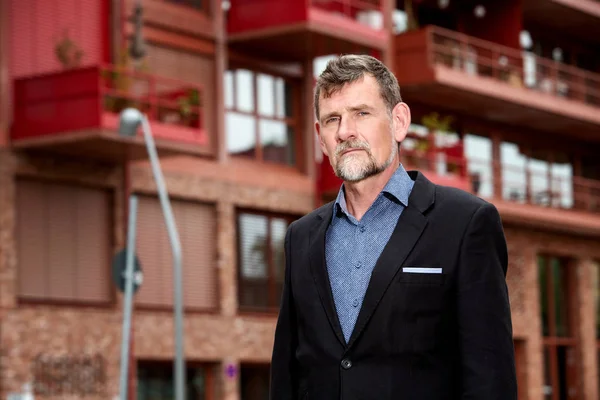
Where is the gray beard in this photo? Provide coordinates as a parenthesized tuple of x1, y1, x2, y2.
(334, 136, 398, 183)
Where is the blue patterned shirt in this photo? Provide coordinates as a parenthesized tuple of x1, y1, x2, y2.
(326, 164, 415, 342)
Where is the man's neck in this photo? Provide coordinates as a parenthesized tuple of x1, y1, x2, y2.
(344, 162, 398, 221)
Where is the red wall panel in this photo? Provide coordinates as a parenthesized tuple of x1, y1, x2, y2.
(10, 0, 106, 78)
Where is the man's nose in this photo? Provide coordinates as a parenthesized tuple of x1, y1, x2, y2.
(336, 116, 357, 142)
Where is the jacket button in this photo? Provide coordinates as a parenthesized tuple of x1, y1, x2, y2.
(341, 359, 352, 370)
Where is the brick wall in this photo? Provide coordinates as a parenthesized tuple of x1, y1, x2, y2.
(0, 151, 314, 399)
(2, 149, 600, 399)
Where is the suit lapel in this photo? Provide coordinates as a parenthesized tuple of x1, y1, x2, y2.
(308, 204, 347, 349)
(347, 171, 435, 348)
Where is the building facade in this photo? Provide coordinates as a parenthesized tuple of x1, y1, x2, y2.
(0, 0, 599, 399)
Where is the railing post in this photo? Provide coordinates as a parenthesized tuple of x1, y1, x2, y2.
(148, 75, 157, 121)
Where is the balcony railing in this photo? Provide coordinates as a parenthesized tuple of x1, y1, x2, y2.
(13, 64, 207, 146)
(101, 64, 204, 140)
(465, 157, 600, 214)
(399, 131, 600, 214)
(427, 26, 600, 107)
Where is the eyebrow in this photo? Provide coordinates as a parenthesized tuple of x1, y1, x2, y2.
(320, 104, 375, 123)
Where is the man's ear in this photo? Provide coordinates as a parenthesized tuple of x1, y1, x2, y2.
(392, 102, 411, 143)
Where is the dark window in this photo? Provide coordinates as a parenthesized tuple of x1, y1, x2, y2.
(237, 211, 297, 311)
(593, 261, 600, 395)
(137, 360, 216, 400)
(165, 0, 204, 12)
(538, 255, 578, 400)
(240, 364, 270, 400)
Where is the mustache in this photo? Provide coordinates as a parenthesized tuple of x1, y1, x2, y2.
(335, 140, 371, 158)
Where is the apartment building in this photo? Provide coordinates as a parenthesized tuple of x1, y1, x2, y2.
(0, 0, 599, 399)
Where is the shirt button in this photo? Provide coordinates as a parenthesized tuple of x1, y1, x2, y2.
(359, 226, 366, 233)
(352, 299, 359, 307)
(355, 262, 362, 269)
(341, 359, 352, 369)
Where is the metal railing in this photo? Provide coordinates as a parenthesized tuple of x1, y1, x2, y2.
(400, 134, 600, 214)
(466, 156, 600, 213)
(100, 64, 204, 131)
(427, 26, 600, 107)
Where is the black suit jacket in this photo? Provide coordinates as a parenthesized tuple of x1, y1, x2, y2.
(270, 171, 517, 400)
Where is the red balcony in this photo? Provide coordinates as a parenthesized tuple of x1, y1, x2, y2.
(316, 132, 471, 200)
(227, 0, 388, 61)
(11, 65, 212, 162)
(524, 0, 600, 42)
(394, 26, 600, 141)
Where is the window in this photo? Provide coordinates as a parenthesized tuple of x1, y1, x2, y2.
(137, 360, 216, 400)
(538, 255, 578, 400)
(240, 364, 270, 400)
(164, 0, 204, 12)
(135, 196, 218, 311)
(514, 339, 528, 400)
(593, 261, 600, 395)
(225, 69, 299, 166)
(16, 180, 112, 304)
(237, 211, 297, 311)
(464, 133, 493, 198)
(501, 144, 573, 208)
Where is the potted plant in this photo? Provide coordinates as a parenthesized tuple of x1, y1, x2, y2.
(421, 112, 456, 172)
(54, 29, 84, 69)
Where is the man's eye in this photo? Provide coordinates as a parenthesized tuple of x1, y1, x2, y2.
(358, 111, 369, 116)
(326, 117, 339, 124)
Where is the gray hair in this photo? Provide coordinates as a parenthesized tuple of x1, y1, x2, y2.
(314, 54, 402, 121)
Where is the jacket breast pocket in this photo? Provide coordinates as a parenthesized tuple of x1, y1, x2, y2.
(391, 269, 448, 354)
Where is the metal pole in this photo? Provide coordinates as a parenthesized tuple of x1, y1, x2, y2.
(140, 116, 186, 400)
(119, 194, 139, 400)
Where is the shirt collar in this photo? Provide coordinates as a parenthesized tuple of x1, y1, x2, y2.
(333, 164, 413, 219)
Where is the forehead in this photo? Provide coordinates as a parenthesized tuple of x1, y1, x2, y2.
(319, 74, 384, 111)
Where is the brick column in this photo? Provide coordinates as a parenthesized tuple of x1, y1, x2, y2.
(222, 358, 240, 400)
(0, 150, 17, 310)
(523, 248, 544, 400)
(576, 259, 598, 400)
(218, 201, 237, 317)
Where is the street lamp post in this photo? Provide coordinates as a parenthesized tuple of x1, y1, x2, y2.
(118, 108, 186, 400)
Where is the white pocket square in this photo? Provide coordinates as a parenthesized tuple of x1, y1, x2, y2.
(402, 267, 442, 274)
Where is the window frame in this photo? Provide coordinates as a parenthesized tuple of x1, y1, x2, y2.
(240, 362, 271, 400)
(15, 178, 115, 308)
(225, 64, 304, 169)
(136, 359, 217, 400)
(133, 194, 220, 314)
(538, 254, 579, 400)
(162, 0, 209, 14)
(236, 209, 298, 313)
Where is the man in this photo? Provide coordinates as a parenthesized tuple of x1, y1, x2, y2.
(270, 55, 517, 399)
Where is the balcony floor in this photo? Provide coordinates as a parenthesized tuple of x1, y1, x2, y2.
(11, 128, 213, 163)
(228, 7, 388, 61)
(398, 64, 600, 142)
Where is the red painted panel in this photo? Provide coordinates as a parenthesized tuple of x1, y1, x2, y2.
(10, 0, 106, 78)
(459, 0, 522, 49)
(12, 67, 102, 139)
(228, 0, 308, 34)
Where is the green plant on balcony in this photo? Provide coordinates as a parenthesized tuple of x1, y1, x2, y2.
(102, 45, 151, 115)
(177, 88, 201, 127)
(421, 112, 460, 173)
(54, 29, 84, 69)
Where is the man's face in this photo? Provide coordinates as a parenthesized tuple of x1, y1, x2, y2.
(316, 74, 408, 183)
